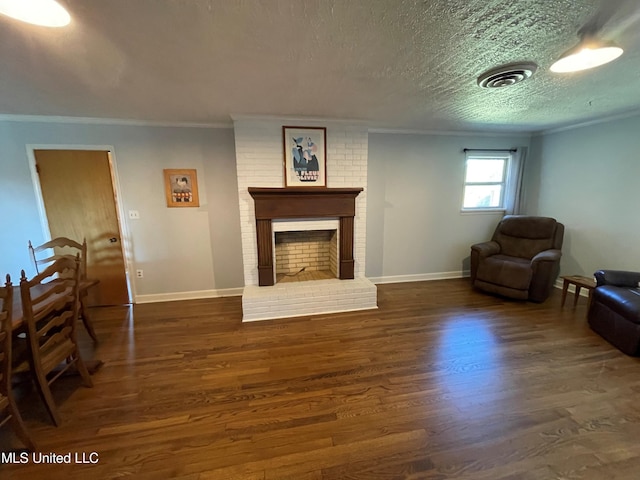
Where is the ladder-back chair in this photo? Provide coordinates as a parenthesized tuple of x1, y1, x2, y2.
(1, 274, 36, 449)
(15, 256, 93, 426)
(28, 237, 99, 342)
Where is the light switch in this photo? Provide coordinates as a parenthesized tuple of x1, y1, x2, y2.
(129, 210, 140, 219)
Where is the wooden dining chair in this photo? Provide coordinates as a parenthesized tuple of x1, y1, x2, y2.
(28, 237, 99, 342)
(15, 256, 93, 426)
(1, 274, 37, 450)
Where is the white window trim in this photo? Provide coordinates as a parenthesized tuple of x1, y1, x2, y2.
(460, 151, 512, 213)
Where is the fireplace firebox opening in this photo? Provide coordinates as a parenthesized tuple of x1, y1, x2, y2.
(275, 230, 338, 283)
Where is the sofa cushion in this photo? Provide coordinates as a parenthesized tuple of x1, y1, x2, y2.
(593, 286, 640, 324)
(476, 254, 532, 291)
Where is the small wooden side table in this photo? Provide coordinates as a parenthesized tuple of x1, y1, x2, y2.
(560, 275, 596, 308)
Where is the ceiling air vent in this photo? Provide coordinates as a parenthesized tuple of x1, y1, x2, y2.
(477, 62, 538, 88)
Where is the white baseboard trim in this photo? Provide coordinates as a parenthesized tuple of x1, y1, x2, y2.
(553, 279, 590, 297)
(368, 273, 592, 299)
(369, 271, 469, 285)
(135, 272, 474, 304)
(135, 287, 244, 304)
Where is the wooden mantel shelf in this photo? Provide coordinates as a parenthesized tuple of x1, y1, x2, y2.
(248, 187, 363, 194)
(248, 187, 364, 286)
(248, 187, 363, 220)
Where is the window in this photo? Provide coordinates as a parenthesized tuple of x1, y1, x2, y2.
(462, 152, 511, 211)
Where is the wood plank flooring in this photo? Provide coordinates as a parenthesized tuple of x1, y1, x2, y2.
(2, 279, 640, 479)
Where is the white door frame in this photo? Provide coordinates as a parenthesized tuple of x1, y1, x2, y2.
(26, 144, 135, 303)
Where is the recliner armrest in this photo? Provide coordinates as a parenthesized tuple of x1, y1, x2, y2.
(594, 270, 640, 287)
(531, 249, 562, 264)
(470, 241, 500, 258)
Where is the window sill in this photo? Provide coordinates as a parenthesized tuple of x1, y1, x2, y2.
(460, 208, 506, 215)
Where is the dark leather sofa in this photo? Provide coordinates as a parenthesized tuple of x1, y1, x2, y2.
(470, 215, 564, 302)
(587, 270, 640, 355)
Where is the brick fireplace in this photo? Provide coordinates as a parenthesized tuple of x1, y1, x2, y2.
(234, 119, 377, 321)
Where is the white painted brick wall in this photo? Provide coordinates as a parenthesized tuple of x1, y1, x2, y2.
(233, 118, 374, 321)
(234, 119, 369, 286)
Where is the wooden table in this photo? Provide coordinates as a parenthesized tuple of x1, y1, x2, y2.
(8, 284, 59, 331)
(8, 280, 96, 331)
(2, 284, 103, 373)
(560, 275, 596, 308)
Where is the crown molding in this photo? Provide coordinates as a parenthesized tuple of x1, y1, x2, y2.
(230, 113, 369, 127)
(230, 114, 535, 137)
(538, 108, 640, 136)
(368, 127, 534, 137)
(0, 114, 233, 129)
(5, 109, 639, 137)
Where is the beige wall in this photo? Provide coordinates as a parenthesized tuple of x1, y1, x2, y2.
(366, 131, 532, 281)
(525, 113, 640, 276)
(3, 112, 637, 301)
(0, 119, 244, 301)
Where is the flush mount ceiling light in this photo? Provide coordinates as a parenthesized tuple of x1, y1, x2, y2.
(477, 62, 538, 88)
(0, 0, 70, 27)
(550, 34, 623, 73)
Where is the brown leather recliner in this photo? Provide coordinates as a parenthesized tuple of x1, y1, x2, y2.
(588, 270, 640, 356)
(470, 215, 564, 302)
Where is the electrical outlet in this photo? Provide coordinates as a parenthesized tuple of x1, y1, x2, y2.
(129, 210, 140, 219)
(136, 269, 144, 278)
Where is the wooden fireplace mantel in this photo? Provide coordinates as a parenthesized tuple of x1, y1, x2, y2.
(248, 187, 363, 286)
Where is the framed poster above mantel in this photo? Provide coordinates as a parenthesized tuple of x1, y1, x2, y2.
(282, 126, 327, 187)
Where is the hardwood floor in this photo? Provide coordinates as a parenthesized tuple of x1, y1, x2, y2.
(2, 279, 640, 479)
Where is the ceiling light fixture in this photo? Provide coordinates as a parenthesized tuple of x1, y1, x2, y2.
(550, 34, 623, 73)
(0, 0, 70, 27)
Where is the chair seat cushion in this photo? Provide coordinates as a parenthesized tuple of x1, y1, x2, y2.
(476, 254, 532, 291)
(593, 286, 640, 324)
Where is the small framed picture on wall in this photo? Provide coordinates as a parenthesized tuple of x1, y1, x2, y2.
(282, 126, 327, 187)
(164, 169, 200, 207)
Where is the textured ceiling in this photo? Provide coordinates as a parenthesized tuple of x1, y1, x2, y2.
(1, 0, 640, 133)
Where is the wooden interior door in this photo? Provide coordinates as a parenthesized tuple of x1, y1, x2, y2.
(34, 149, 129, 306)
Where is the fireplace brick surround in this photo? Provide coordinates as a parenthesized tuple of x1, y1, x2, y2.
(234, 119, 377, 321)
(249, 187, 363, 286)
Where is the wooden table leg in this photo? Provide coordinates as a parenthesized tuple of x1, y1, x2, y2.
(573, 286, 582, 307)
(561, 279, 569, 307)
(80, 293, 98, 343)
